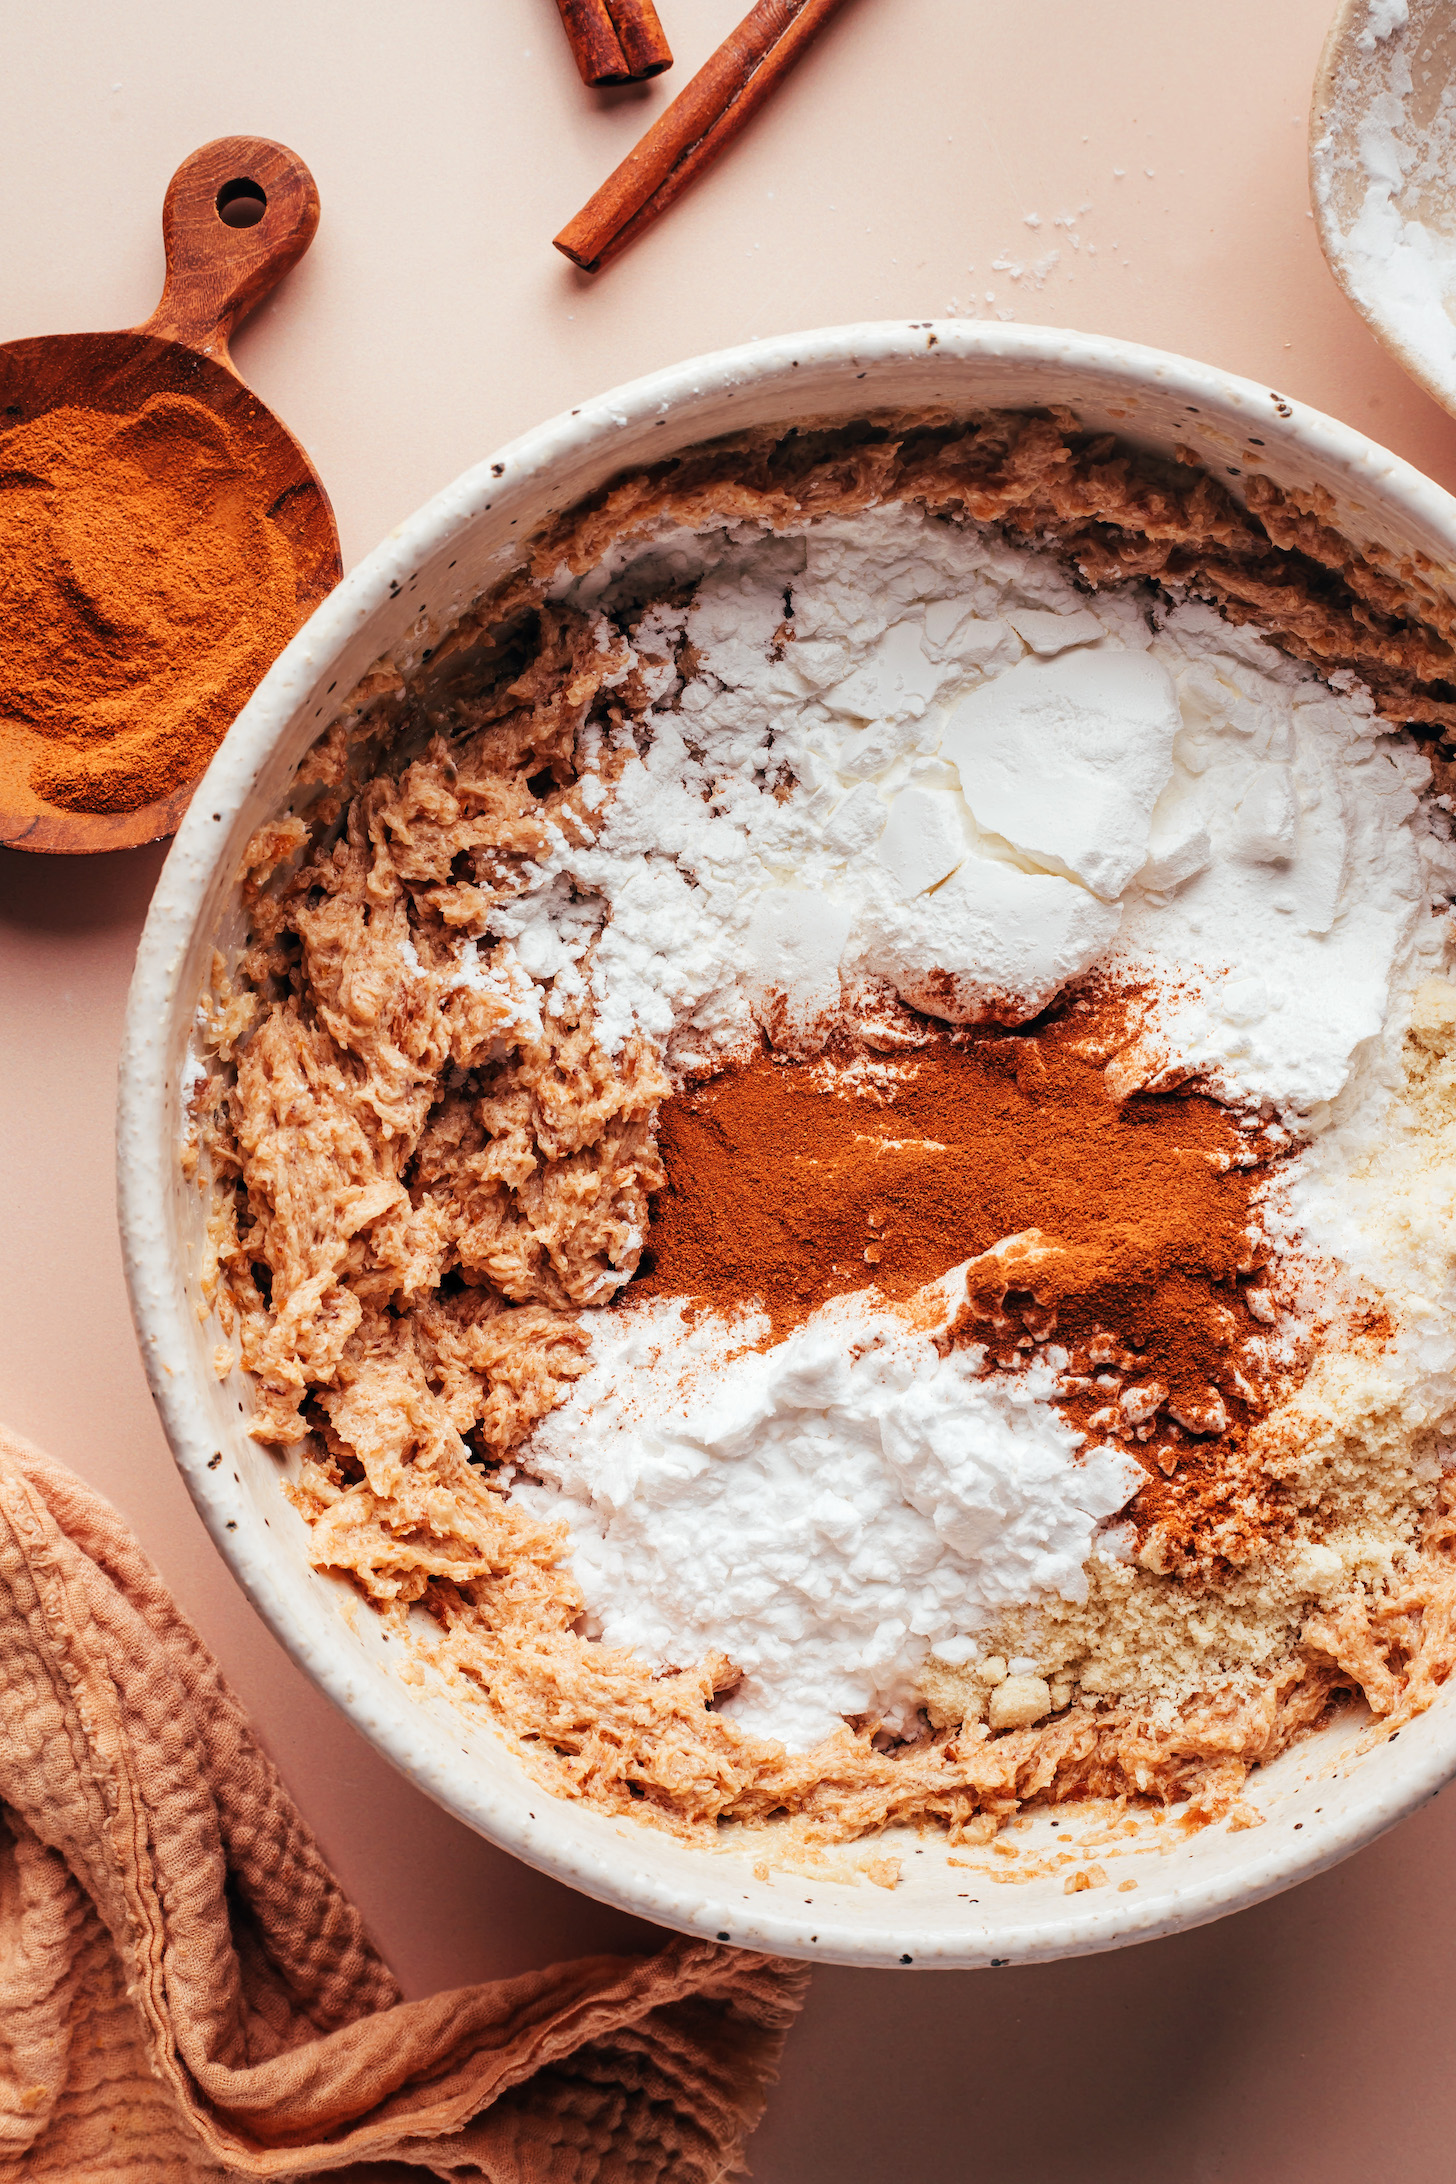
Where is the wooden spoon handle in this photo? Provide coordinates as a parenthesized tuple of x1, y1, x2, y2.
(135, 136, 320, 370)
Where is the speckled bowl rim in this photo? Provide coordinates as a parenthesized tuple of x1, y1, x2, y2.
(119, 320, 1456, 1969)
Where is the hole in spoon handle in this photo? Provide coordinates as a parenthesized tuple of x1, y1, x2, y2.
(137, 135, 320, 370)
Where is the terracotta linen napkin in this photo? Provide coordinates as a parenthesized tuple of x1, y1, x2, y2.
(0, 1427, 809, 2180)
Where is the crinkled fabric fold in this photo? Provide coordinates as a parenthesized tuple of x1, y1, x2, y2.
(0, 1427, 808, 2180)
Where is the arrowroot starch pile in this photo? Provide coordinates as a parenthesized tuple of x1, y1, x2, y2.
(192, 411, 1456, 1844)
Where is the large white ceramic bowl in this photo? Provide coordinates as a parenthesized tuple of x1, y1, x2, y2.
(119, 322, 1456, 1969)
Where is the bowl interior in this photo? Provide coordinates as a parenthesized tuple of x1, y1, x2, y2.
(120, 323, 1456, 1968)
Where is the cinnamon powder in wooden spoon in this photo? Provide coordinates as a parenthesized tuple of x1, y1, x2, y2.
(0, 389, 297, 815)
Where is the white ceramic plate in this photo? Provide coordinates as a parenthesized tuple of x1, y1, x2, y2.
(119, 321, 1456, 1969)
(1311, 0, 1456, 419)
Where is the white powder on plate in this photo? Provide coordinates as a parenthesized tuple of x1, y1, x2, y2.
(1311, 0, 1456, 403)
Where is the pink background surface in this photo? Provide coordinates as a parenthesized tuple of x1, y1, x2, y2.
(4, 2, 1456, 2174)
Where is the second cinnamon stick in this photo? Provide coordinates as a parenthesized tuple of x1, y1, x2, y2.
(609, 0, 673, 78)
(555, 0, 854, 270)
(554, 0, 673, 87)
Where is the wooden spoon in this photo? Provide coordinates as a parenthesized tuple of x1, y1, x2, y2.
(0, 136, 341, 856)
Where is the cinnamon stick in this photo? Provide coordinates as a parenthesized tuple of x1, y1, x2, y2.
(554, 0, 855, 271)
(553, 0, 673, 87)
(609, 0, 674, 78)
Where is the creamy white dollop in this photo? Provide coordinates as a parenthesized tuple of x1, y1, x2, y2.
(513, 1296, 1144, 1750)
(940, 648, 1181, 900)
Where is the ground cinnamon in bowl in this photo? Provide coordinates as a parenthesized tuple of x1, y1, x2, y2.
(0, 390, 298, 814)
(633, 991, 1288, 1572)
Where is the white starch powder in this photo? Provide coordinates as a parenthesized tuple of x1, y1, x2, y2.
(514, 1295, 1145, 1748)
